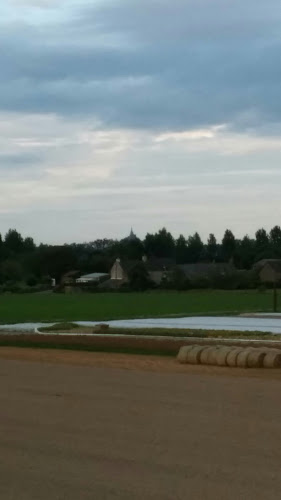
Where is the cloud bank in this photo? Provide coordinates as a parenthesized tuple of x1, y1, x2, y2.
(1, 0, 281, 242)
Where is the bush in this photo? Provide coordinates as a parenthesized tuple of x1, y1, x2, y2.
(190, 277, 212, 289)
(0, 282, 51, 294)
(40, 322, 79, 332)
(128, 263, 152, 291)
(26, 274, 38, 286)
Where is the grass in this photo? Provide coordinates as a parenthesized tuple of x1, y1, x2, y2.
(0, 334, 177, 356)
(0, 290, 278, 324)
(0, 339, 173, 356)
(39, 324, 281, 341)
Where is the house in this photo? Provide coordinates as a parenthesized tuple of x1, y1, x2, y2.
(110, 258, 138, 283)
(179, 263, 235, 282)
(143, 257, 175, 284)
(60, 270, 80, 285)
(76, 272, 109, 284)
(254, 259, 281, 284)
(109, 256, 175, 286)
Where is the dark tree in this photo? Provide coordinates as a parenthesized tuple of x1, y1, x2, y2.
(0, 259, 24, 283)
(269, 225, 281, 257)
(89, 255, 112, 273)
(2, 221, 281, 291)
(128, 263, 151, 291)
(32, 245, 77, 281)
(207, 233, 217, 262)
(186, 232, 204, 263)
(0, 234, 3, 261)
(4, 229, 24, 255)
(175, 235, 187, 263)
(23, 237, 36, 253)
(255, 228, 271, 260)
(91, 239, 115, 252)
(118, 237, 144, 260)
(222, 230, 236, 261)
(236, 235, 256, 269)
(144, 228, 175, 258)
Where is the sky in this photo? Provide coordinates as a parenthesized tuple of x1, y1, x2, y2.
(1, 0, 281, 244)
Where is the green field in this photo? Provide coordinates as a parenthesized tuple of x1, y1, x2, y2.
(39, 323, 280, 340)
(0, 290, 277, 324)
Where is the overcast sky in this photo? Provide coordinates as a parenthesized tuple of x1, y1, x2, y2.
(1, 0, 281, 244)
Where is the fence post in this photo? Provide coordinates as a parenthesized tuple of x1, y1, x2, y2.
(273, 282, 278, 312)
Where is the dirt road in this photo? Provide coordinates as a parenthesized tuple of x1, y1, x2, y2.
(0, 348, 281, 499)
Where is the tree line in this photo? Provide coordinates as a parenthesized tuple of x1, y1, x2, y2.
(0, 226, 280, 291)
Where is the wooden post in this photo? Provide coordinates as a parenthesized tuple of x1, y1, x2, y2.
(273, 281, 278, 312)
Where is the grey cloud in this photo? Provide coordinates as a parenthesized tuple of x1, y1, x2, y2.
(0, 152, 41, 168)
(1, 0, 281, 131)
(78, 0, 281, 43)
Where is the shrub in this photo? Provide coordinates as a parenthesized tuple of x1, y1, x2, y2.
(41, 322, 79, 332)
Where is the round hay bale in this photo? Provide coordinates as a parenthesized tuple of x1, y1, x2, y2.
(226, 348, 243, 367)
(215, 347, 236, 367)
(200, 346, 215, 365)
(186, 345, 206, 365)
(205, 346, 220, 365)
(247, 349, 266, 368)
(263, 351, 281, 368)
(177, 345, 194, 364)
(236, 349, 253, 368)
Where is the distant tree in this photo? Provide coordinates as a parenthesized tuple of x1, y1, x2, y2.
(186, 232, 204, 263)
(144, 228, 175, 258)
(0, 234, 3, 261)
(175, 235, 187, 263)
(0, 259, 24, 283)
(4, 221, 281, 289)
(236, 235, 256, 269)
(89, 255, 112, 273)
(255, 228, 271, 260)
(91, 239, 115, 252)
(4, 229, 23, 255)
(32, 245, 77, 281)
(207, 233, 217, 261)
(23, 237, 36, 253)
(143, 233, 155, 256)
(221, 230, 236, 261)
(70, 243, 96, 272)
(128, 263, 151, 291)
(118, 237, 144, 260)
(269, 225, 281, 257)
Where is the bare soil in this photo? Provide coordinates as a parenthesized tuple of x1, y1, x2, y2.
(1, 346, 281, 379)
(0, 347, 281, 500)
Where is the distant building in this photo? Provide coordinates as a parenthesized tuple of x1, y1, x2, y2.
(179, 263, 235, 281)
(122, 228, 138, 242)
(76, 272, 109, 284)
(61, 270, 80, 285)
(254, 259, 281, 284)
(109, 256, 175, 286)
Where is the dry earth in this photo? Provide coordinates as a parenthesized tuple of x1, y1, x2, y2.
(0, 348, 281, 500)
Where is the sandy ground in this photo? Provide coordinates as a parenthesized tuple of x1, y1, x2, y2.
(1, 348, 281, 500)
